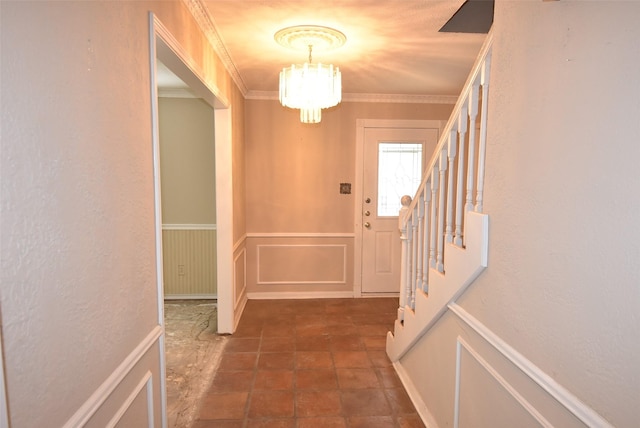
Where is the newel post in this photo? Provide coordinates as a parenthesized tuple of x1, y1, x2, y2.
(397, 195, 412, 322)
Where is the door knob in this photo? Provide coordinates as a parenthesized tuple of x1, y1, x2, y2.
(364, 222, 371, 228)
(364, 210, 370, 216)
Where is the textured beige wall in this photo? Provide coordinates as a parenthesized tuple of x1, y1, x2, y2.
(159, 97, 216, 224)
(0, 1, 244, 426)
(245, 99, 454, 233)
(244, 99, 453, 296)
(400, 2, 640, 427)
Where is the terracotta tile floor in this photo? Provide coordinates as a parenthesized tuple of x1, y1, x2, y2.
(193, 298, 425, 428)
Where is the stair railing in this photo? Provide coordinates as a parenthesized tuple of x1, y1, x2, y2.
(396, 31, 493, 323)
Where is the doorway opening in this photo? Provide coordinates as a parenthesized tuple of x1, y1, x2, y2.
(149, 13, 234, 426)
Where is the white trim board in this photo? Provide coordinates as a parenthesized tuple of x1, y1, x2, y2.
(0, 329, 8, 428)
(148, 15, 169, 427)
(453, 337, 552, 428)
(105, 371, 154, 428)
(162, 224, 217, 230)
(393, 360, 439, 428)
(360, 292, 400, 298)
(233, 247, 247, 311)
(213, 107, 235, 334)
(62, 326, 163, 428)
(233, 234, 247, 253)
(164, 294, 217, 300)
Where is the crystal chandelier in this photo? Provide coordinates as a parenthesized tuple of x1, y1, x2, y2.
(275, 26, 346, 124)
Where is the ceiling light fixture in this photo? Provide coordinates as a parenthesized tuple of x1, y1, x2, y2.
(275, 25, 346, 124)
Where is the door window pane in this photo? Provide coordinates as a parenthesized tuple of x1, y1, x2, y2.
(377, 143, 422, 216)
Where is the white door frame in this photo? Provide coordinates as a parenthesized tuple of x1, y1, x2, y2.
(0, 328, 8, 428)
(149, 14, 235, 424)
(353, 119, 444, 297)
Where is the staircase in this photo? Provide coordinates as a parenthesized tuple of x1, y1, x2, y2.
(386, 31, 493, 362)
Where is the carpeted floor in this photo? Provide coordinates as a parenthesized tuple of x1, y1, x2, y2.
(164, 300, 227, 428)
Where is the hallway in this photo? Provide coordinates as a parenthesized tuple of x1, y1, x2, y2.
(193, 298, 425, 428)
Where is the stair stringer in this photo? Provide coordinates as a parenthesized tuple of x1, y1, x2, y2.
(386, 212, 489, 362)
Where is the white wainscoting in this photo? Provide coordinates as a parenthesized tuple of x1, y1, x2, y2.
(62, 326, 163, 428)
(105, 371, 154, 428)
(454, 337, 552, 428)
(234, 246, 247, 314)
(256, 244, 347, 285)
(396, 305, 613, 428)
(245, 234, 355, 298)
(447, 304, 613, 428)
(393, 361, 440, 428)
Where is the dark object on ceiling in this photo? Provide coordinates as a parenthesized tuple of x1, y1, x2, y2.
(439, 0, 494, 34)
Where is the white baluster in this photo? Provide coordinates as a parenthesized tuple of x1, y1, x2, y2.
(422, 185, 431, 293)
(410, 205, 418, 309)
(437, 148, 447, 273)
(429, 166, 439, 269)
(445, 129, 457, 244)
(414, 193, 424, 296)
(466, 79, 481, 214)
(397, 195, 411, 321)
(476, 55, 491, 213)
(407, 214, 416, 310)
(455, 105, 468, 247)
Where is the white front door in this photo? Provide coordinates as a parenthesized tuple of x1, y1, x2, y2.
(360, 125, 440, 294)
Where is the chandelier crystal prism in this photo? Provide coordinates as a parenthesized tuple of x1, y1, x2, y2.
(275, 25, 346, 124)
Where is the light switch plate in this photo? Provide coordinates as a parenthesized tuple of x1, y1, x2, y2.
(340, 183, 351, 194)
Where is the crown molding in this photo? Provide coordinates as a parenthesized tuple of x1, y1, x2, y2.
(184, 0, 457, 105)
(343, 93, 458, 104)
(246, 90, 458, 105)
(182, 0, 248, 95)
(245, 91, 279, 101)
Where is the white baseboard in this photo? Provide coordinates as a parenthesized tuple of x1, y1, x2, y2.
(361, 292, 400, 298)
(164, 294, 217, 300)
(246, 291, 354, 300)
(234, 293, 248, 332)
(393, 360, 439, 428)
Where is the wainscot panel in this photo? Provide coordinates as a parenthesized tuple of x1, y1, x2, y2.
(234, 245, 247, 312)
(396, 306, 611, 428)
(162, 226, 217, 298)
(245, 234, 354, 296)
(64, 327, 163, 428)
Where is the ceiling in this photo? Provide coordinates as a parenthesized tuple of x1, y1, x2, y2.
(160, 0, 492, 101)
